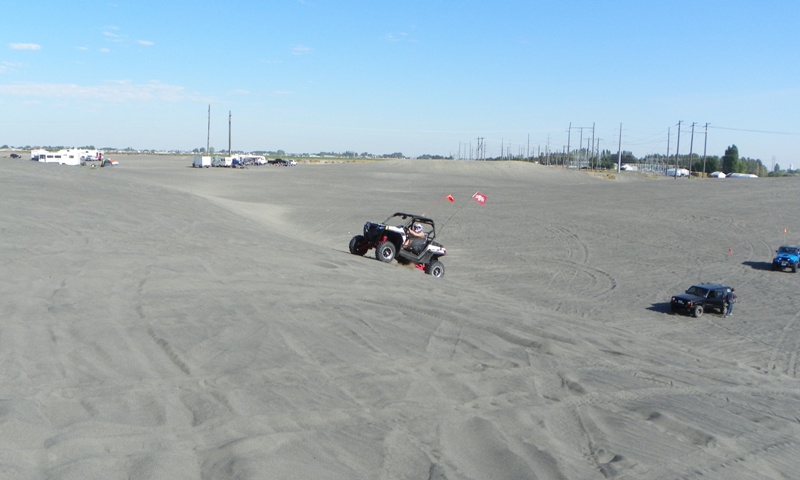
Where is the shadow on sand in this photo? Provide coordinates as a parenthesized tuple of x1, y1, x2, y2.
(647, 302, 674, 315)
(742, 260, 773, 271)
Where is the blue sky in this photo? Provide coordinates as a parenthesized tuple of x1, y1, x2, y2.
(2, 1, 798, 165)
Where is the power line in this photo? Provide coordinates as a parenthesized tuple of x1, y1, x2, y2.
(709, 125, 800, 136)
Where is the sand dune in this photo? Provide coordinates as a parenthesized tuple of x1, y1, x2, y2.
(1, 155, 799, 479)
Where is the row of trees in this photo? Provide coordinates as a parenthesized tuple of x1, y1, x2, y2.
(506, 144, 780, 177)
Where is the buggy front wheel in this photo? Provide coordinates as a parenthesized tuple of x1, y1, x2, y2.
(375, 240, 396, 263)
(349, 235, 368, 256)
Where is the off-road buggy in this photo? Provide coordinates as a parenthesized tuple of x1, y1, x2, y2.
(349, 212, 447, 278)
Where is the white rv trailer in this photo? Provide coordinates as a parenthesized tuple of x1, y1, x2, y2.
(31, 148, 99, 166)
(192, 155, 211, 168)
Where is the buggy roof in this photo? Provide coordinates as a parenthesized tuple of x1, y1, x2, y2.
(388, 212, 435, 224)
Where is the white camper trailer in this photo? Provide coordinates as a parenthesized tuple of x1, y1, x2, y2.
(31, 148, 94, 166)
(193, 156, 211, 168)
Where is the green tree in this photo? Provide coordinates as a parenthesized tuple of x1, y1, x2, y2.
(721, 145, 740, 174)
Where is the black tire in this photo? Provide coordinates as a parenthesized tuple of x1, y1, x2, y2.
(692, 305, 704, 318)
(793, 264, 797, 273)
(349, 235, 368, 256)
(375, 240, 396, 263)
(425, 260, 445, 278)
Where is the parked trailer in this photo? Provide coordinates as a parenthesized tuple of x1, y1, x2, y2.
(192, 155, 211, 168)
(31, 148, 98, 166)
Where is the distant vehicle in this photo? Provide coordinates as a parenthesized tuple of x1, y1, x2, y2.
(192, 156, 211, 168)
(30, 148, 94, 166)
(10, 153, 20, 159)
(666, 168, 691, 177)
(709, 171, 726, 178)
(772, 245, 800, 272)
(268, 158, 290, 166)
(727, 173, 758, 178)
(213, 156, 233, 167)
(670, 283, 732, 317)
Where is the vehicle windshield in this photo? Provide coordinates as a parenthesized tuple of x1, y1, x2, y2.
(685, 286, 709, 297)
(384, 214, 413, 228)
(382, 214, 435, 238)
(778, 246, 799, 254)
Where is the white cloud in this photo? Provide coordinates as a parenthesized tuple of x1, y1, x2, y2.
(384, 33, 408, 42)
(137, 40, 154, 46)
(0, 61, 20, 73)
(292, 44, 312, 55)
(9, 43, 41, 51)
(103, 26, 123, 39)
(0, 80, 203, 103)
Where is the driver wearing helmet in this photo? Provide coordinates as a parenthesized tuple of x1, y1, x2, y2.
(403, 223, 427, 252)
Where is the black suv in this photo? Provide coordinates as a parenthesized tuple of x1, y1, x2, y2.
(268, 158, 294, 166)
(670, 283, 732, 317)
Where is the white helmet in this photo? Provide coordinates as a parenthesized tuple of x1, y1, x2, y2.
(412, 223, 423, 233)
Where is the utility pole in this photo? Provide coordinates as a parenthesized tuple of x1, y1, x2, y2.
(674, 120, 682, 178)
(617, 123, 623, 173)
(689, 122, 696, 175)
(206, 104, 211, 154)
(702, 123, 709, 176)
(546, 134, 550, 165)
(228, 111, 232, 156)
(666, 127, 671, 175)
(566, 123, 572, 168)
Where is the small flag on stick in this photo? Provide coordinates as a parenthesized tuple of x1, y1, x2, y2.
(472, 191, 487, 205)
(446, 194, 455, 203)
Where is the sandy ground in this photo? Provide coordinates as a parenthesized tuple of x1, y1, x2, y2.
(1, 155, 799, 479)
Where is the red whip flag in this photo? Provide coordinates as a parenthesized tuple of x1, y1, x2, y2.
(472, 191, 487, 205)
(446, 194, 455, 203)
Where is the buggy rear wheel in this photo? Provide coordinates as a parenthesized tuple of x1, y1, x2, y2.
(425, 260, 445, 278)
(375, 240, 396, 263)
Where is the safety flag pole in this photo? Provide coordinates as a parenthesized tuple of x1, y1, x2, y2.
(423, 194, 456, 216)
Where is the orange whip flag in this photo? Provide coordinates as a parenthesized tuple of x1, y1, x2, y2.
(472, 191, 487, 205)
(446, 194, 455, 203)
